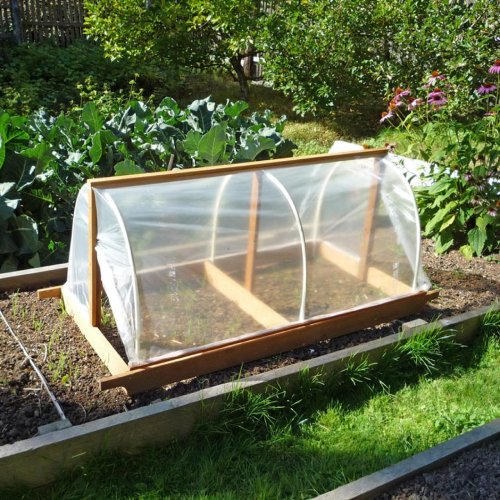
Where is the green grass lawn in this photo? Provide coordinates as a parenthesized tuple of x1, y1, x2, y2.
(15, 316, 499, 500)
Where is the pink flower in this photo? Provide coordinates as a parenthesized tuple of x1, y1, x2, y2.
(424, 70, 446, 87)
(408, 98, 424, 110)
(394, 87, 411, 100)
(488, 60, 500, 74)
(427, 88, 447, 107)
(487, 208, 497, 217)
(380, 111, 394, 124)
(477, 82, 497, 94)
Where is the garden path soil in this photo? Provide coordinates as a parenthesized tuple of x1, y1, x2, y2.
(378, 437, 500, 500)
(0, 239, 498, 446)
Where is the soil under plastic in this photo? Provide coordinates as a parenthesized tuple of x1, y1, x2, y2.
(0, 239, 498, 446)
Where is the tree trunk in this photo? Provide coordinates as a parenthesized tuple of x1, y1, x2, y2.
(230, 56, 250, 101)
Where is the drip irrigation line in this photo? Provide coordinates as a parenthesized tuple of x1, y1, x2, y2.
(0, 308, 68, 422)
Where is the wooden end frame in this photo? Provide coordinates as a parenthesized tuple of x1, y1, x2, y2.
(100, 289, 439, 395)
(88, 185, 101, 327)
(244, 171, 262, 291)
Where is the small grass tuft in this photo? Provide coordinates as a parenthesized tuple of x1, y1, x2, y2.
(396, 324, 460, 375)
(481, 307, 500, 343)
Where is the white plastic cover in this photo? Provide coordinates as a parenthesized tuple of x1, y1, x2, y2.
(64, 153, 430, 366)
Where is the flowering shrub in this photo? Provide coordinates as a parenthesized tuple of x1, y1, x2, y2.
(380, 63, 499, 257)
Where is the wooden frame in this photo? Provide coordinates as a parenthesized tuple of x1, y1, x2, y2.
(40, 149, 439, 394)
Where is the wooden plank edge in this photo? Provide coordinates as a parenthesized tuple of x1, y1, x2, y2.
(37, 286, 62, 299)
(88, 186, 101, 327)
(100, 291, 435, 394)
(88, 148, 388, 188)
(62, 289, 129, 376)
(0, 263, 67, 292)
(128, 289, 439, 371)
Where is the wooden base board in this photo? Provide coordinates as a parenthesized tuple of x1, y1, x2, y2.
(100, 290, 438, 395)
(0, 263, 67, 292)
(204, 261, 287, 328)
(61, 289, 129, 375)
(37, 285, 62, 299)
(319, 242, 413, 296)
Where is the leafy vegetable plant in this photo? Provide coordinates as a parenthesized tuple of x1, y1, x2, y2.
(0, 97, 294, 271)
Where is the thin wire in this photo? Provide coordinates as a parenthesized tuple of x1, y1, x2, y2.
(0, 308, 68, 422)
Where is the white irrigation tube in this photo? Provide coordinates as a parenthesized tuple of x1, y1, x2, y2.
(0, 309, 67, 422)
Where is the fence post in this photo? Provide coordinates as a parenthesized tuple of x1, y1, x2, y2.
(10, 0, 23, 44)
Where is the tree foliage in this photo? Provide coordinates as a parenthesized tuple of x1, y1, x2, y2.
(261, 0, 498, 116)
(84, 0, 265, 99)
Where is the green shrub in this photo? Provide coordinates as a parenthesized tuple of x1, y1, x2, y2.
(0, 97, 294, 271)
(0, 41, 141, 115)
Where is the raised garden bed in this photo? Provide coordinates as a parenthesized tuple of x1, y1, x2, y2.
(1, 239, 498, 448)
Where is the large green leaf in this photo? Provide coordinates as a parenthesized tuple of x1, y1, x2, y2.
(13, 214, 39, 255)
(459, 244, 474, 260)
(0, 134, 5, 168)
(182, 130, 203, 157)
(114, 159, 144, 176)
(235, 136, 276, 162)
(0, 182, 15, 197)
(89, 132, 103, 164)
(224, 101, 249, 119)
(434, 231, 454, 254)
(0, 182, 19, 221)
(439, 214, 456, 232)
(27, 252, 40, 268)
(467, 227, 486, 256)
(198, 125, 226, 165)
(20, 141, 53, 173)
(0, 230, 17, 254)
(424, 201, 457, 235)
(0, 255, 18, 273)
(187, 98, 215, 133)
(0, 197, 19, 222)
(82, 102, 105, 134)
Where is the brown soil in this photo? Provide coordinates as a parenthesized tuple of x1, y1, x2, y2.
(0, 239, 498, 446)
(139, 254, 385, 360)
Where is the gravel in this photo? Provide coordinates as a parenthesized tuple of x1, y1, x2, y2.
(379, 437, 500, 500)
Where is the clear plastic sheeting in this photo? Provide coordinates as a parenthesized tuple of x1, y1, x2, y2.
(64, 153, 430, 366)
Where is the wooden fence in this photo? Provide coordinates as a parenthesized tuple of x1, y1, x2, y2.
(0, 0, 84, 46)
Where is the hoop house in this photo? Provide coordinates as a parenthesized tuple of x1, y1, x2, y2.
(61, 149, 434, 393)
